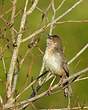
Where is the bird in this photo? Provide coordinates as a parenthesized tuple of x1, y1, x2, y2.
(31, 34, 72, 97)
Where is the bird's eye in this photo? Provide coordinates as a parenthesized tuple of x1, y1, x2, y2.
(48, 36, 53, 39)
(48, 34, 53, 39)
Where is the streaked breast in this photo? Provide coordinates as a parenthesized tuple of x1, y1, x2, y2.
(44, 51, 62, 74)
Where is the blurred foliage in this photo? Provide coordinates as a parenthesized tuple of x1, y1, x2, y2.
(0, 0, 88, 109)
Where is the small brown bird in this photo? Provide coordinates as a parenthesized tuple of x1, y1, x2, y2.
(30, 35, 72, 98)
(41, 34, 72, 96)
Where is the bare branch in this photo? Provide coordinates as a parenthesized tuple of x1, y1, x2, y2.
(50, 0, 67, 35)
(19, 49, 30, 67)
(11, 0, 17, 43)
(16, 68, 88, 109)
(0, 8, 12, 19)
(37, 47, 44, 55)
(2, 56, 7, 74)
(26, 0, 39, 15)
(10, 0, 18, 100)
(56, 0, 66, 11)
(11, 59, 20, 96)
(0, 0, 87, 109)
(38, 62, 45, 85)
(75, 76, 88, 82)
(6, 0, 29, 100)
(56, 20, 88, 24)
(49, 0, 56, 35)
(21, 0, 83, 43)
(52, 0, 83, 24)
(4, 66, 88, 109)
(21, 27, 45, 43)
(68, 43, 88, 65)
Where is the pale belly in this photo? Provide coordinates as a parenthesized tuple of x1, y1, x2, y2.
(44, 52, 63, 75)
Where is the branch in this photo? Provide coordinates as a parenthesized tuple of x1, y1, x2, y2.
(75, 76, 88, 82)
(6, 0, 29, 100)
(59, 106, 88, 110)
(11, 59, 20, 95)
(10, 0, 18, 101)
(16, 68, 88, 109)
(16, 67, 88, 108)
(49, 0, 56, 35)
(26, 0, 39, 15)
(21, 0, 83, 43)
(56, 0, 66, 11)
(4, 67, 88, 109)
(1, 56, 7, 74)
(0, 8, 12, 19)
(68, 43, 88, 65)
(52, 0, 83, 24)
(10, 0, 17, 43)
(56, 20, 88, 24)
(19, 49, 30, 67)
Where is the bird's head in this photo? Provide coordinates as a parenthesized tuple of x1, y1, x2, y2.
(47, 34, 62, 49)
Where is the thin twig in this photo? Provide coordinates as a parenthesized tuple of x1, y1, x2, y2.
(19, 49, 30, 67)
(49, 0, 56, 35)
(52, 0, 83, 24)
(38, 62, 45, 86)
(49, 76, 56, 87)
(75, 76, 88, 82)
(37, 47, 44, 55)
(11, 0, 17, 43)
(0, 8, 12, 19)
(14, 8, 23, 18)
(21, 0, 83, 43)
(51, 0, 67, 33)
(68, 43, 88, 65)
(2, 56, 7, 74)
(26, 0, 39, 15)
(56, 0, 66, 11)
(56, 20, 88, 24)
(36, 2, 51, 22)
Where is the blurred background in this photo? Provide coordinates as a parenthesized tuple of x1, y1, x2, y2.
(0, 0, 88, 109)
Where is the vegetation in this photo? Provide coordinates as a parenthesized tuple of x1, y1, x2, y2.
(0, 0, 88, 109)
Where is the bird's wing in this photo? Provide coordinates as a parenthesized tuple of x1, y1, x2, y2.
(60, 48, 69, 77)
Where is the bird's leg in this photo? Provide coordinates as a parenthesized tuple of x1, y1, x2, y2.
(60, 75, 72, 108)
(59, 74, 70, 97)
(59, 75, 64, 87)
(47, 76, 56, 95)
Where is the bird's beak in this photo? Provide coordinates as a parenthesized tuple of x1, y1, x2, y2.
(48, 34, 52, 39)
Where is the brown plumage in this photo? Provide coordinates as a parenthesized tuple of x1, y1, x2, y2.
(43, 35, 72, 96)
(30, 35, 72, 98)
